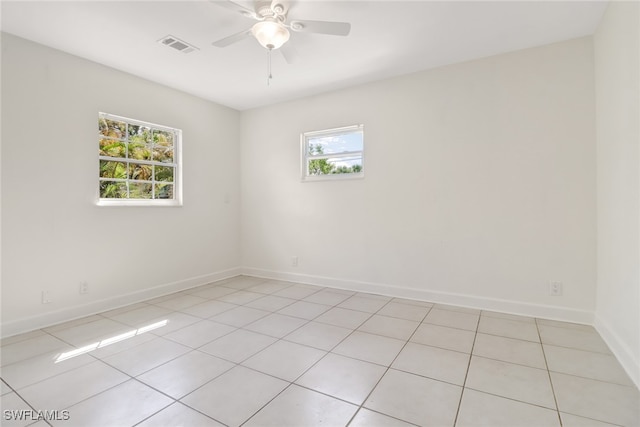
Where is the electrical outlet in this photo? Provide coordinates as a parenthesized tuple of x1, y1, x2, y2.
(549, 281, 563, 296)
(41, 290, 51, 304)
(291, 256, 298, 267)
(79, 281, 89, 294)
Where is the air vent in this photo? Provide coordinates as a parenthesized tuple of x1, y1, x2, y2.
(158, 35, 199, 54)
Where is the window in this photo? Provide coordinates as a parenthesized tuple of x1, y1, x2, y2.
(301, 124, 364, 181)
(98, 113, 181, 206)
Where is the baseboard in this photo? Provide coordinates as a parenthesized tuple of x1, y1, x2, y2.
(595, 315, 640, 390)
(0, 267, 242, 339)
(241, 267, 594, 325)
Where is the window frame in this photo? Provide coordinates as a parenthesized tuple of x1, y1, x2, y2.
(97, 112, 183, 207)
(300, 124, 365, 182)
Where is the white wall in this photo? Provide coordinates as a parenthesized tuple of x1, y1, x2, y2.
(594, 1, 640, 388)
(241, 37, 596, 322)
(1, 34, 241, 336)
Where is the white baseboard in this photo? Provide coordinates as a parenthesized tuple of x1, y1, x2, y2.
(241, 267, 594, 324)
(0, 267, 242, 339)
(595, 315, 640, 390)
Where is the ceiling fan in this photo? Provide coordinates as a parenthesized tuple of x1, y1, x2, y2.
(210, 0, 351, 61)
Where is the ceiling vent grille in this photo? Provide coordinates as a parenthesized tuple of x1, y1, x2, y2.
(158, 35, 198, 54)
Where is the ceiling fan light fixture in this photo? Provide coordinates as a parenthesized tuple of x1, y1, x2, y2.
(252, 19, 290, 50)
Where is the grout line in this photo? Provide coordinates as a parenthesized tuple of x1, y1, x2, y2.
(536, 317, 563, 427)
(452, 312, 480, 426)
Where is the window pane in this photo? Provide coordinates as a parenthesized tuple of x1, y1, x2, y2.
(129, 163, 152, 181)
(308, 156, 362, 175)
(100, 181, 127, 198)
(128, 142, 152, 161)
(128, 124, 151, 143)
(99, 139, 126, 158)
(153, 130, 174, 146)
(155, 165, 174, 182)
(308, 131, 363, 156)
(153, 146, 174, 163)
(154, 183, 174, 199)
(100, 160, 127, 179)
(129, 182, 152, 199)
(99, 118, 126, 139)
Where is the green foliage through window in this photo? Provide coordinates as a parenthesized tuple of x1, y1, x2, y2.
(98, 113, 179, 201)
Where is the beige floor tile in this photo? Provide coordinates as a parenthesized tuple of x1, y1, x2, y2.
(137, 350, 234, 399)
(364, 369, 462, 426)
(333, 331, 405, 366)
(481, 311, 536, 323)
(108, 305, 173, 328)
(180, 365, 288, 426)
(220, 276, 266, 290)
(244, 384, 357, 426)
(303, 290, 352, 305)
(559, 412, 619, 426)
(242, 340, 326, 381)
(391, 297, 433, 308)
(277, 301, 331, 320)
(538, 324, 610, 354)
(473, 333, 546, 369)
(19, 360, 129, 410)
(349, 408, 417, 427)
(245, 295, 297, 312)
(284, 321, 352, 351)
(423, 308, 479, 331)
(376, 302, 430, 322)
(102, 336, 190, 376)
(551, 372, 640, 426)
(199, 329, 277, 363)
(433, 304, 481, 315)
(456, 388, 560, 426)
(392, 342, 470, 385)
(410, 323, 475, 353)
(536, 318, 596, 332)
(544, 345, 633, 386)
(477, 316, 540, 342)
(246, 280, 293, 295)
(209, 306, 270, 327)
(179, 300, 237, 318)
(163, 320, 236, 348)
(186, 284, 238, 300)
(137, 402, 224, 426)
(314, 307, 371, 329)
(358, 315, 419, 340)
(1, 350, 95, 389)
(47, 317, 132, 347)
(217, 290, 264, 305)
(52, 379, 172, 427)
(1, 334, 71, 367)
(147, 311, 201, 336)
(338, 296, 388, 313)
(244, 313, 308, 338)
(274, 285, 322, 300)
(465, 356, 556, 409)
(152, 294, 207, 310)
(296, 353, 386, 405)
(0, 392, 33, 427)
(1, 380, 11, 395)
(1, 330, 47, 347)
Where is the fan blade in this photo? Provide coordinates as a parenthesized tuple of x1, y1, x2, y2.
(209, 0, 259, 20)
(212, 28, 253, 47)
(289, 20, 351, 36)
(279, 42, 298, 64)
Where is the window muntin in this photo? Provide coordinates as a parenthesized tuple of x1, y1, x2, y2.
(301, 124, 364, 181)
(98, 113, 181, 206)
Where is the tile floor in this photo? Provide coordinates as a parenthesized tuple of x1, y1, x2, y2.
(1, 276, 638, 427)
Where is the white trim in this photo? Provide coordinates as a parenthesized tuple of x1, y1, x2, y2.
(0, 268, 241, 339)
(595, 315, 640, 389)
(241, 267, 594, 324)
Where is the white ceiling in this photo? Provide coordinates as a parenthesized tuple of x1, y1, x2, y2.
(1, 1, 608, 111)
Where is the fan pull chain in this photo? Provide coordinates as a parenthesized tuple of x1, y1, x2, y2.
(267, 48, 273, 86)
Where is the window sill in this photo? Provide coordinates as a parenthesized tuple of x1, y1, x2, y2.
(301, 173, 364, 183)
(96, 199, 183, 207)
